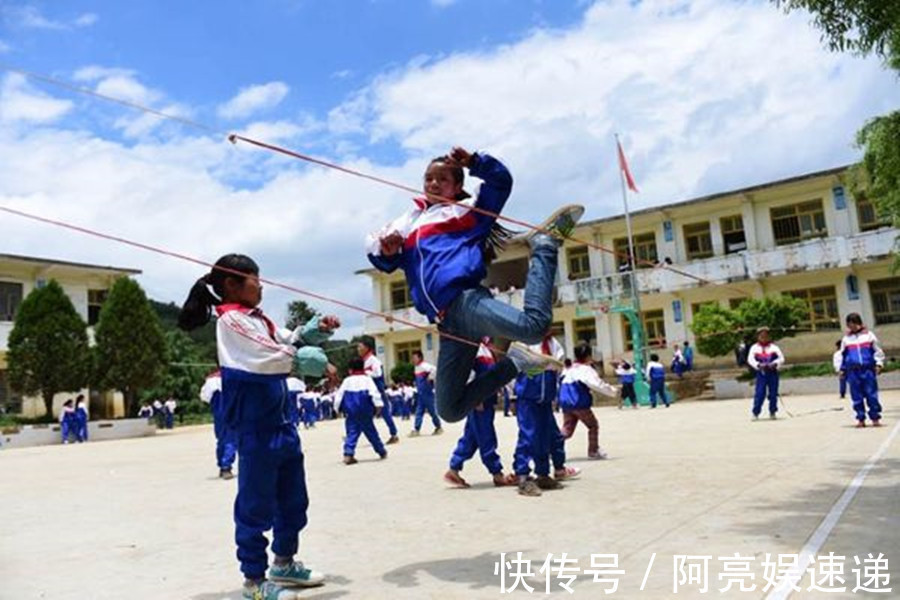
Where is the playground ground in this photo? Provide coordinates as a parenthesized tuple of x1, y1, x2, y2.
(2, 390, 898, 599)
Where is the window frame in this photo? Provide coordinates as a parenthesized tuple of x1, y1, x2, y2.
(389, 280, 413, 311)
(0, 281, 24, 322)
(683, 221, 714, 260)
(614, 232, 658, 269)
(771, 199, 827, 246)
(566, 246, 591, 281)
(870, 278, 900, 325)
(786, 286, 840, 332)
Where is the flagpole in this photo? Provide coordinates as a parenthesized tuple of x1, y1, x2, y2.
(615, 134, 642, 316)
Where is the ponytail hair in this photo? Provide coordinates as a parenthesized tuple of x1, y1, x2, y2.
(428, 155, 518, 264)
(178, 254, 259, 331)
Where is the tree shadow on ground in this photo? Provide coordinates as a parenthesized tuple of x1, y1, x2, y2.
(382, 551, 504, 590)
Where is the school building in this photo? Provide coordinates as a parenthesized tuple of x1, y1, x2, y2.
(0, 253, 141, 418)
(357, 164, 899, 377)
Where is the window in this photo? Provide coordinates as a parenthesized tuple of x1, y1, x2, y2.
(787, 286, 840, 331)
(0, 370, 21, 415)
(856, 196, 889, 232)
(573, 318, 597, 347)
(87, 289, 108, 326)
(624, 309, 666, 350)
(691, 301, 717, 318)
(394, 340, 421, 365)
(771, 200, 827, 245)
(566, 246, 591, 280)
(870, 278, 900, 325)
(729, 297, 748, 310)
(684, 222, 714, 260)
(0, 282, 23, 322)
(720, 215, 747, 254)
(390, 280, 412, 310)
(614, 233, 658, 269)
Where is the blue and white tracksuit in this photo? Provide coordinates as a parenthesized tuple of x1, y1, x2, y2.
(449, 344, 503, 475)
(75, 404, 89, 442)
(363, 352, 398, 438)
(513, 338, 566, 477)
(286, 377, 305, 427)
(367, 153, 558, 424)
(335, 372, 387, 458)
(840, 329, 885, 422)
(300, 392, 319, 429)
(60, 406, 77, 443)
(644, 361, 669, 408)
(201, 371, 237, 471)
(402, 385, 415, 419)
(747, 342, 784, 417)
(616, 365, 637, 406)
(388, 389, 404, 417)
(414, 360, 442, 432)
(215, 303, 330, 580)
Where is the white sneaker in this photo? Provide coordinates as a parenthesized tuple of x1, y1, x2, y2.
(522, 204, 585, 241)
(507, 342, 563, 375)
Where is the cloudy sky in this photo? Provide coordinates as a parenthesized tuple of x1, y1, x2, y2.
(0, 0, 898, 334)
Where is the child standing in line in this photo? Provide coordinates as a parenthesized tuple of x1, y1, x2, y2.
(366, 146, 584, 423)
(747, 327, 784, 420)
(833, 340, 847, 399)
(645, 354, 670, 408)
(179, 254, 336, 600)
(559, 343, 618, 459)
(401, 383, 415, 420)
(615, 360, 638, 409)
(411, 350, 443, 436)
(335, 357, 388, 464)
(59, 399, 77, 444)
(671, 345, 686, 378)
(357, 339, 400, 445)
(444, 339, 516, 488)
(74, 394, 89, 442)
(387, 384, 403, 418)
(512, 333, 567, 497)
(164, 397, 177, 429)
(200, 368, 237, 480)
(300, 389, 318, 429)
(839, 313, 885, 428)
(138, 403, 153, 421)
(683, 341, 694, 372)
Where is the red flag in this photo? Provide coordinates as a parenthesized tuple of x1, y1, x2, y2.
(617, 139, 639, 193)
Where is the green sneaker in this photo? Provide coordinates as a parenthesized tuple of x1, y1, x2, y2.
(242, 580, 297, 600)
(525, 204, 585, 241)
(269, 560, 325, 588)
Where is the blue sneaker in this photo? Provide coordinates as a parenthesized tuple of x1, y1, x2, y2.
(242, 580, 297, 600)
(269, 560, 325, 588)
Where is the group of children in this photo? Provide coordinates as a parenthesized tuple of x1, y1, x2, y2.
(174, 146, 891, 600)
(137, 397, 178, 429)
(59, 395, 89, 444)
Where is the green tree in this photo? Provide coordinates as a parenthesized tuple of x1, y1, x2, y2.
(7, 280, 90, 418)
(390, 362, 414, 385)
(141, 330, 210, 407)
(285, 300, 319, 331)
(690, 296, 808, 357)
(93, 278, 167, 416)
(775, 0, 900, 261)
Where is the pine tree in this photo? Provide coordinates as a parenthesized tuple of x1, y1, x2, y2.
(7, 280, 90, 418)
(93, 278, 167, 416)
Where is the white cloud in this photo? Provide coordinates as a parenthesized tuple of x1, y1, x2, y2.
(218, 82, 290, 120)
(0, 73, 72, 123)
(338, 0, 900, 222)
(431, 0, 457, 8)
(7, 6, 97, 30)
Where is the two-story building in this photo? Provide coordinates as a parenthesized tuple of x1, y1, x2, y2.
(358, 165, 898, 376)
(0, 253, 141, 417)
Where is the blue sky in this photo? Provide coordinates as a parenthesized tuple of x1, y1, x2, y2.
(1, 0, 898, 331)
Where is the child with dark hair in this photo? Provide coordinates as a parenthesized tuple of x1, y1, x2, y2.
(200, 368, 237, 479)
(335, 357, 388, 464)
(747, 327, 784, 420)
(614, 360, 638, 409)
(74, 394, 89, 442)
(559, 343, 617, 459)
(179, 253, 338, 600)
(411, 350, 442, 436)
(59, 399, 77, 444)
(839, 313, 885, 428)
(645, 353, 670, 408)
(444, 339, 515, 488)
(366, 147, 584, 423)
(357, 338, 400, 444)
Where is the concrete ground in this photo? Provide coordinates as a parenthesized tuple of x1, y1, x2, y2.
(2, 391, 898, 600)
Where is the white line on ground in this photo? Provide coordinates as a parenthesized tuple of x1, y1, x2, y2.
(764, 420, 900, 600)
